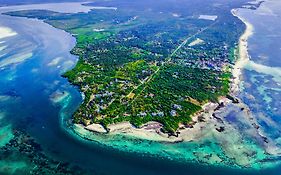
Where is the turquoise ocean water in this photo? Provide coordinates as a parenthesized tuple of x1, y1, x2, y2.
(0, 1, 281, 175)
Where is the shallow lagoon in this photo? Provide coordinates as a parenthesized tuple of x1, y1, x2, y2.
(239, 0, 281, 153)
(0, 1, 281, 175)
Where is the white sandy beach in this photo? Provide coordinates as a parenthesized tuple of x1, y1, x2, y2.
(73, 7, 278, 167)
(82, 8, 255, 144)
(230, 9, 254, 94)
(83, 98, 229, 143)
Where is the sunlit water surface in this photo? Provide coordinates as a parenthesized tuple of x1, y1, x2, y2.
(0, 1, 280, 175)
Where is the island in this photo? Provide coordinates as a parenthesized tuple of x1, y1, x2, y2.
(5, 0, 246, 135)
(4, 1, 245, 134)
(3, 0, 281, 171)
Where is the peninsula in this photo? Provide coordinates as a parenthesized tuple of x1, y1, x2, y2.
(5, 0, 246, 135)
(4, 0, 281, 170)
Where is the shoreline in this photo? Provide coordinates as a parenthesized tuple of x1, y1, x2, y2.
(230, 9, 254, 95)
(78, 8, 254, 144)
(1, 0, 258, 150)
(2, 1, 279, 170)
(71, 7, 281, 168)
(22, 1, 276, 168)
(3, 1, 281, 174)
(82, 98, 231, 143)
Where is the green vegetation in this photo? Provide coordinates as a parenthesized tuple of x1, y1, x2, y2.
(7, 0, 245, 133)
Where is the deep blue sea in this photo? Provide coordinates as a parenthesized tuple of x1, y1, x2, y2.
(0, 1, 280, 175)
